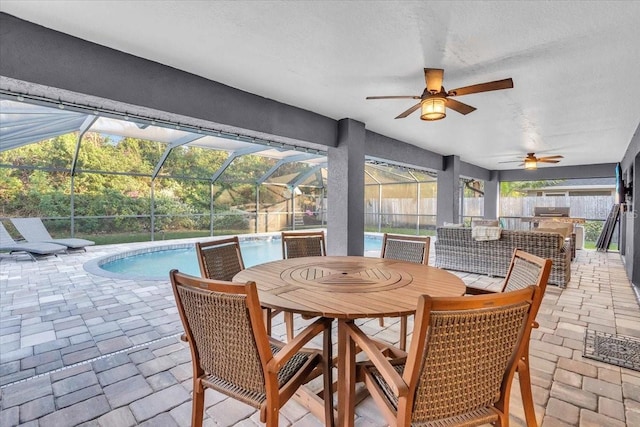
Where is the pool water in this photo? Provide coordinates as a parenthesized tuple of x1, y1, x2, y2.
(100, 236, 383, 279)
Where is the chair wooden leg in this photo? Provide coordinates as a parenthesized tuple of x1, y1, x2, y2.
(285, 312, 294, 342)
(192, 379, 205, 427)
(518, 357, 538, 427)
(399, 316, 408, 351)
(265, 406, 279, 427)
(323, 320, 335, 427)
(263, 308, 272, 335)
(378, 318, 385, 327)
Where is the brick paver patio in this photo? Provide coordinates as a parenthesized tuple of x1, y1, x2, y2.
(1, 238, 639, 426)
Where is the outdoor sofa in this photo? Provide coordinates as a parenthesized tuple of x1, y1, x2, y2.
(434, 226, 571, 287)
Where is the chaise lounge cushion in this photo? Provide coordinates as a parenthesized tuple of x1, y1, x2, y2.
(0, 222, 67, 261)
(11, 218, 95, 251)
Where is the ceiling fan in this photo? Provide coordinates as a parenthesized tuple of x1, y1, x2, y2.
(366, 68, 513, 121)
(500, 153, 564, 170)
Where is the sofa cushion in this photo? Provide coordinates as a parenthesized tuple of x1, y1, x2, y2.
(472, 219, 500, 228)
(538, 221, 573, 238)
(471, 226, 502, 241)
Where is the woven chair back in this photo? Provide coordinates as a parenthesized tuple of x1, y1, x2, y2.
(171, 271, 268, 395)
(501, 250, 552, 319)
(281, 231, 326, 259)
(196, 237, 245, 281)
(504, 256, 543, 292)
(409, 287, 538, 424)
(381, 234, 430, 265)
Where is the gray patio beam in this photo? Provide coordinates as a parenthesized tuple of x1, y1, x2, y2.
(151, 134, 206, 179)
(0, 13, 337, 148)
(364, 130, 443, 172)
(256, 153, 320, 185)
(497, 163, 617, 181)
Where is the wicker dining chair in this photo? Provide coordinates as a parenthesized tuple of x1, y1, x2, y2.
(348, 286, 542, 427)
(170, 270, 334, 427)
(196, 236, 280, 335)
(281, 230, 326, 259)
(379, 233, 430, 351)
(280, 231, 327, 340)
(196, 236, 245, 281)
(465, 248, 552, 427)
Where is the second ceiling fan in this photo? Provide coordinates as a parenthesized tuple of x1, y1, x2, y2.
(500, 153, 564, 170)
(366, 68, 513, 121)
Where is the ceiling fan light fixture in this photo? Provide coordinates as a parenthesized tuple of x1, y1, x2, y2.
(420, 98, 446, 121)
(524, 158, 538, 170)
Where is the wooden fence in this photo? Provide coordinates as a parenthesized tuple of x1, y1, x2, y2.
(364, 195, 614, 231)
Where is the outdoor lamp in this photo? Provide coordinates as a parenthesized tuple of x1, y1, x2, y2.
(420, 97, 446, 121)
(524, 158, 537, 170)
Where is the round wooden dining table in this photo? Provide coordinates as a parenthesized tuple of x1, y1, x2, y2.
(233, 255, 466, 427)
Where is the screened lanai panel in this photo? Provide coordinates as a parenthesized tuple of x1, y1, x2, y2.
(217, 154, 278, 183)
(0, 100, 88, 151)
(294, 166, 327, 188)
(189, 136, 268, 152)
(159, 145, 228, 179)
(89, 117, 194, 143)
(364, 163, 437, 185)
(365, 164, 434, 185)
(75, 133, 168, 175)
(264, 160, 327, 188)
(0, 132, 78, 170)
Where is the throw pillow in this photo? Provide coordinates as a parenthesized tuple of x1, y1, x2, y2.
(538, 221, 572, 238)
(471, 219, 500, 228)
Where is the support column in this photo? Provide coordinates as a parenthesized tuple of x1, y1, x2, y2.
(631, 153, 640, 285)
(484, 170, 500, 219)
(328, 119, 365, 255)
(436, 155, 461, 226)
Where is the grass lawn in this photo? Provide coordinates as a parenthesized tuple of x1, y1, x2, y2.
(89, 229, 250, 245)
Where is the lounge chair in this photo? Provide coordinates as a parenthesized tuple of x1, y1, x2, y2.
(0, 222, 67, 261)
(11, 218, 95, 251)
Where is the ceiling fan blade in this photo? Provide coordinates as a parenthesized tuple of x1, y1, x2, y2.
(424, 68, 444, 93)
(538, 159, 561, 163)
(394, 102, 422, 119)
(498, 160, 522, 164)
(366, 95, 421, 100)
(448, 78, 514, 97)
(538, 155, 564, 160)
(445, 98, 476, 115)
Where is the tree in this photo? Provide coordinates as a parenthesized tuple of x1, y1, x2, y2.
(500, 180, 561, 197)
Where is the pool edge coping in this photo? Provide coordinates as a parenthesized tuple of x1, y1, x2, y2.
(83, 232, 384, 281)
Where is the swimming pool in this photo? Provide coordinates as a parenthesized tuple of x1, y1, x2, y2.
(87, 235, 383, 281)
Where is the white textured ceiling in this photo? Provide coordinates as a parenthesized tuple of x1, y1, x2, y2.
(2, 1, 640, 170)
